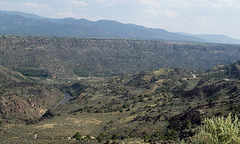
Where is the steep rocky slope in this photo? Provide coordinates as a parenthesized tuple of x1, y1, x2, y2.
(0, 66, 63, 123)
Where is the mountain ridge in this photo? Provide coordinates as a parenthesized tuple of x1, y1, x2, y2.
(2, 10, 240, 45)
(1, 10, 240, 44)
(196, 34, 240, 45)
(0, 10, 207, 43)
(179, 32, 240, 45)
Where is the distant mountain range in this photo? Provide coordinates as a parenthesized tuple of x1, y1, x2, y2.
(0, 10, 240, 44)
(179, 32, 240, 45)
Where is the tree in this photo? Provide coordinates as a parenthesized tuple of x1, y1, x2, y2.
(191, 114, 240, 144)
(72, 132, 82, 141)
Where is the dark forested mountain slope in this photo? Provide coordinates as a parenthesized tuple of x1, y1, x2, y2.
(0, 11, 206, 42)
(0, 10, 45, 20)
(1, 10, 240, 44)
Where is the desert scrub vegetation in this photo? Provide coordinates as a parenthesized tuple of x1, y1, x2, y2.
(190, 113, 240, 144)
(1, 36, 240, 78)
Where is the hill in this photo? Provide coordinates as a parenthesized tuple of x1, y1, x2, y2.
(1, 36, 240, 78)
(227, 60, 240, 78)
(1, 61, 240, 143)
(0, 65, 63, 124)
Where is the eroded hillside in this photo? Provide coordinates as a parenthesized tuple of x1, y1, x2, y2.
(1, 61, 240, 143)
(0, 66, 63, 123)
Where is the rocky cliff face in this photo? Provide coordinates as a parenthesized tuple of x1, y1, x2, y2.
(229, 61, 240, 78)
(0, 66, 63, 123)
(0, 88, 62, 119)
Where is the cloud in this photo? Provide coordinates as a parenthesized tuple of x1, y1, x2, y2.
(94, 0, 126, 7)
(141, 9, 158, 17)
(221, 0, 233, 6)
(164, 9, 178, 18)
(190, 0, 235, 9)
(158, 0, 238, 9)
(139, 0, 161, 8)
(95, 0, 107, 2)
(22, 3, 51, 9)
(69, 0, 88, 6)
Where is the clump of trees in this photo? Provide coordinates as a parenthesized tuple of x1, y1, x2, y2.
(190, 114, 240, 144)
(72, 132, 93, 142)
(72, 132, 82, 141)
(15, 68, 49, 78)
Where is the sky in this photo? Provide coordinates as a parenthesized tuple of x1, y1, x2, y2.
(0, 0, 240, 39)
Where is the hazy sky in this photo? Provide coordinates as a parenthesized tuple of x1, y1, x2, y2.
(1, 0, 240, 39)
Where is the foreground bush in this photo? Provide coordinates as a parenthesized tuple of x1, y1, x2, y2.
(72, 132, 82, 141)
(191, 114, 240, 144)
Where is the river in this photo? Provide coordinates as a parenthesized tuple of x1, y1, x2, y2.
(56, 92, 74, 106)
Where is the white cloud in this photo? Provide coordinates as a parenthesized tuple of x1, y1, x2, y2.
(22, 3, 51, 9)
(141, 9, 158, 17)
(94, 0, 126, 7)
(190, 0, 236, 8)
(211, 3, 222, 9)
(220, 0, 233, 6)
(164, 9, 178, 18)
(95, 0, 107, 2)
(159, 0, 239, 9)
(139, 0, 161, 8)
(69, 0, 88, 6)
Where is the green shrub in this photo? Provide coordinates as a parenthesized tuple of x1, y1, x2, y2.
(111, 134, 118, 140)
(15, 68, 49, 78)
(191, 113, 240, 144)
(97, 133, 104, 142)
(72, 132, 82, 141)
(86, 134, 91, 139)
(73, 69, 88, 77)
(164, 129, 178, 141)
(106, 139, 110, 144)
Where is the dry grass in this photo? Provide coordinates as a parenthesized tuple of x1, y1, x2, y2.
(35, 123, 57, 129)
